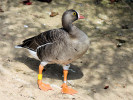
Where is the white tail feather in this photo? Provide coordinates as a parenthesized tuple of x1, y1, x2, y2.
(28, 50, 39, 60)
(15, 45, 22, 48)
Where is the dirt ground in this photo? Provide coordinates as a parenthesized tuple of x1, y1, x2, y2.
(0, 0, 133, 100)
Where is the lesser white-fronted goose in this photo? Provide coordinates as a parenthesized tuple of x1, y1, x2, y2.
(15, 9, 90, 95)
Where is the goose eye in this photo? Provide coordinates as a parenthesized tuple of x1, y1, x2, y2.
(73, 12, 76, 16)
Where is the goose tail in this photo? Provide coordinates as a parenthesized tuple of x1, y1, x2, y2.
(14, 45, 22, 48)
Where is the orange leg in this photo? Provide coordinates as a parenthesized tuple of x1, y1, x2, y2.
(61, 70, 77, 95)
(37, 64, 52, 91)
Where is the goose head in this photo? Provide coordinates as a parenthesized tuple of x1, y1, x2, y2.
(62, 9, 84, 32)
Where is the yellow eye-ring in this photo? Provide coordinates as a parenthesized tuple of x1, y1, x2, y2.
(73, 12, 76, 16)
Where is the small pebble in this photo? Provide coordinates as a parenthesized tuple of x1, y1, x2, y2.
(46, 12, 51, 15)
(50, 12, 59, 17)
(96, 26, 100, 29)
(104, 85, 109, 89)
(117, 43, 122, 48)
(24, 25, 28, 28)
(97, 20, 103, 24)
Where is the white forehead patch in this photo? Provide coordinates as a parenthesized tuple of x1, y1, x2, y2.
(75, 11, 80, 19)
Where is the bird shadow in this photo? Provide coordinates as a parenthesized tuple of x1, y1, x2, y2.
(15, 55, 83, 80)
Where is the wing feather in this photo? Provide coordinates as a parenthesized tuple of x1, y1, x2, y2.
(17, 28, 66, 51)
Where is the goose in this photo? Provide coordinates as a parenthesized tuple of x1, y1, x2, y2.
(15, 9, 90, 95)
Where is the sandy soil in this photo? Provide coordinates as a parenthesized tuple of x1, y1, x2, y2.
(0, 0, 133, 100)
